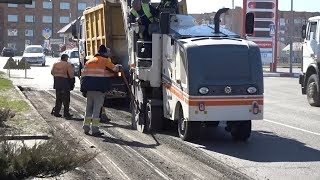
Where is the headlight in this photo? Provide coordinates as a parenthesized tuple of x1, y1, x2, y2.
(199, 87, 209, 95)
(247, 87, 257, 94)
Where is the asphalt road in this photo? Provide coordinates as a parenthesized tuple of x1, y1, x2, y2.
(0, 56, 81, 90)
(1, 56, 320, 179)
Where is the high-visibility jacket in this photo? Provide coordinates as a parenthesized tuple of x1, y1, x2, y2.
(51, 60, 75, 90)
(80, 55, 118, 92)
(131, 3, 154, 23)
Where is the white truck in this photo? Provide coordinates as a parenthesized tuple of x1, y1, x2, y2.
(74, 0, 264, 141)
(300, 16, 320, 106)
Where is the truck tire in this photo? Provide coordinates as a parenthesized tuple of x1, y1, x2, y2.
(307, 74, 320, 107)
(145, 100, 163, 133)
(230, 120, 251, 142)
(177, 108, 195, 141)
(130, 100, 145, 132)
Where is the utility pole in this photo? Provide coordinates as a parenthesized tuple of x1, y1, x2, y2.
(231, 0, 234, 31)
(289, 0, 294, 73)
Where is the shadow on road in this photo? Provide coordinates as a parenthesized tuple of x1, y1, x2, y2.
(190, 128, 320, 163)
(100, 134, 159, 149)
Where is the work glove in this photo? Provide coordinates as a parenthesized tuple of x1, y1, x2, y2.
(115, 64, 123, 72)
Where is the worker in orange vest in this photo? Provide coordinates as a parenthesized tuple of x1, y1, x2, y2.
(80, 45, 121, 136)
(51, 54, 75, 119)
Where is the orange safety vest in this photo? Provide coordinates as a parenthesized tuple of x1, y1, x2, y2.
(51, 60, 74, 78)
(81, 56, 117, 78)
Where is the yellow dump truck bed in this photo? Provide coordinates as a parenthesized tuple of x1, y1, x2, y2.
(83, 2, 127, 62)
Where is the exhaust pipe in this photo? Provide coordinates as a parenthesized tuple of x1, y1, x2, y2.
(214, 8, 229, 34)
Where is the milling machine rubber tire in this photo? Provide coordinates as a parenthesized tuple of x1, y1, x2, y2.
(130, 100, 145, 132)
(177, 108, 195, 141)
(230, 120, 251, 142)
(307, 74, 320, 107)
(144, 101, 163, 133)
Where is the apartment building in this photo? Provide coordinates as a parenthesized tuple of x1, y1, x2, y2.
(0, 0, 101, 54)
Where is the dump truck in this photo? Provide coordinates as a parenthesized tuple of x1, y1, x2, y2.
(78, 2, 130, 104)
(300, 16, 320, 107)
(74, 0, 264, 141)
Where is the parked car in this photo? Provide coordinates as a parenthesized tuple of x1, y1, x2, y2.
(1, 47, 15, 57)
(61, 49, 80, 77)
(23, 45, 46, 66)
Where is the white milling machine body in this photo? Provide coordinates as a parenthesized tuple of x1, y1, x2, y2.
(126, 2, 263, 141)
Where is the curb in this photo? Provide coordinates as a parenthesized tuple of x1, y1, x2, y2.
(263, 73, 300, 78)
(1, 134, 51, 141)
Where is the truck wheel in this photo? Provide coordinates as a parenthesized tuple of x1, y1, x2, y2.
(230, 120, 251, 142)
(307, 74, 320, 107)
(130, 100, 145, 132)
(177, 108, 194, 141)
(145, 101, 163, 133)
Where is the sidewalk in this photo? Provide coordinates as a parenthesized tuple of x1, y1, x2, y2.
(263, 67, 301, 78)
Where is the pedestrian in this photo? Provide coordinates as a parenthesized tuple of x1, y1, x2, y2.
(130, 0, 159, 40)
(80, 45, 121, 136)
(51, 54, 75, 119)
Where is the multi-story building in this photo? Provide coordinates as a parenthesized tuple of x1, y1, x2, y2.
(0, 0, 101, 54)
(278, 11, 320, 44)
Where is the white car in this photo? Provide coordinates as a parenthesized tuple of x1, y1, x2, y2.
(61, 49, 80, 77)
(23, 45, 46, 66)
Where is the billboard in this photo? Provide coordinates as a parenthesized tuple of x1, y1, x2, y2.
(243, 0, 278, 65)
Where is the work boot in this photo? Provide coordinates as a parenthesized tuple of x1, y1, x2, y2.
(64, 113, 73, 119)
(83, 125, 90, 135)
(54, 114, 62, 118)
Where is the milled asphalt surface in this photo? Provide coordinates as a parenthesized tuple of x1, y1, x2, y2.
(1, 56, 320, 179)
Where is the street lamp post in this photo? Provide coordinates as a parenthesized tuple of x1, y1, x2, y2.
(289, 0, 294, 73)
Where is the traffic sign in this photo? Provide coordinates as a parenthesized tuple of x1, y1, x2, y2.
(269, 24, 276, 37)
(42, 28, 52, 39)
(50, 38, 63, 45)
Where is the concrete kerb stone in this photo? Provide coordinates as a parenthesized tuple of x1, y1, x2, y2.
(263, 72, 301, 78)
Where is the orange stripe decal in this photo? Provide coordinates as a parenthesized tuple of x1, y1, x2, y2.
(162, 80, 264, 106)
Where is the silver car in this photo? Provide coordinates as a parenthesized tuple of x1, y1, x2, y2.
(23, 45, 46, 66)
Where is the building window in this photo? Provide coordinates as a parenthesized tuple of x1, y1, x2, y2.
(60, 16, 70, 24)
(7, 43, 16, 49)
(43, 16, 52, 23)
(8, 3, 18, 7)
(78, 3, 86, 10)
(25, 0, 35, 8)
(25, 15, 34, 23)
(60, 2, 70, 10)
(8, 15, 18, 22)
(8, 29, 18, 36)
(43, 1, 52, 9)
(25, 29, 34, 37)
(294, 19, 301, 24)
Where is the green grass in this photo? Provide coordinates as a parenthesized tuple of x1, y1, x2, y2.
(0, 75, 13, 91)
(0, 71, 28, 112)
(0, 96, 29, 112)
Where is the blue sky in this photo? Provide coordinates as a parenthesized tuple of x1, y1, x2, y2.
(186, 0, 320, 13)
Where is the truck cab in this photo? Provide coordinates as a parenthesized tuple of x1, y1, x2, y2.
(300, 16, 320, 106)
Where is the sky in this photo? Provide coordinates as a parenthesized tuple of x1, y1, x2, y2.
(186, 0, 320, 14)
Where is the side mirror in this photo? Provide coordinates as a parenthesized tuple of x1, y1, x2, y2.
(71, 24, 77, 39)
(160, 12, 170, 34)
(302, 25, 307, 39)
(245, 13, 255, 35)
